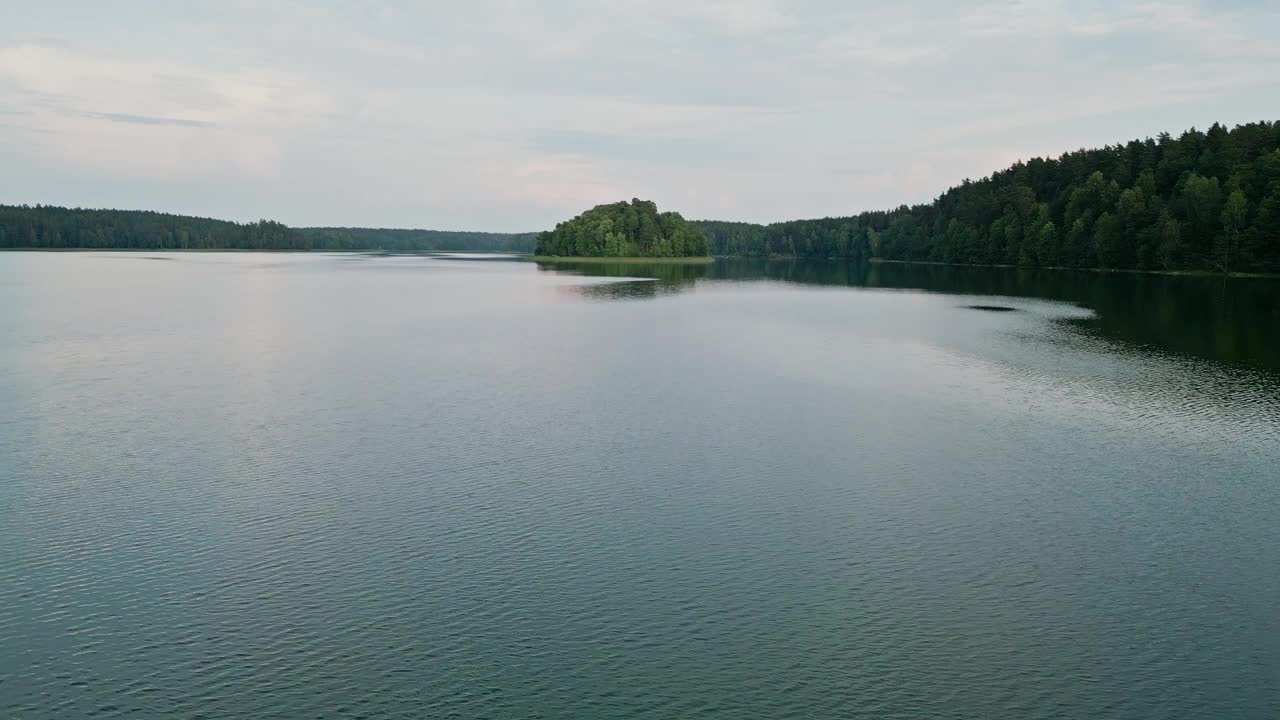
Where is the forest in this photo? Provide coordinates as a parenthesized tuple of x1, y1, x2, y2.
(0, 205, 306, 250)
(695, 121, 1280, 273)
(5, 122, 1278, 272)
(300, 227, 537, 253)
(0, 205, 536, 253)
(535, 199, 709, 258)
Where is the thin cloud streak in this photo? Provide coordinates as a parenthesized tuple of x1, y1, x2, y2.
(83, 112, 213, 128)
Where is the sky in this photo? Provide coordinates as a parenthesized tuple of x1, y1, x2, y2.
(1, 1, 1278, 232)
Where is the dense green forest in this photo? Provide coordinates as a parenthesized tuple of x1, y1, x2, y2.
(0, 204, 306, 250)
(7, 122, 1279, 270)
(535, 199, 709, 257)
(0, 205, 536, 253)
(299, 227, 537, 253)
(695, 121, 1280, 273)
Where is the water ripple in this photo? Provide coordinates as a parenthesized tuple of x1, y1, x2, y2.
(1, 253, 1277, 719)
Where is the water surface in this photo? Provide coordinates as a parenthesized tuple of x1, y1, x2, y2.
(2, 252, 1278, 719)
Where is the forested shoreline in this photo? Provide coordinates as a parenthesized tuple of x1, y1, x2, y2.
(0, 205, 536, 253)
(695, 121, 1280, 274)
(535, 199, 708, 257)
(5, 122, 1279, 272)
(0, 205, 307, 251)
(300, 227, 537, 253)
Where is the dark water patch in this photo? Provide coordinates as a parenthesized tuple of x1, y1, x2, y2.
(673, 259, 1280, 371)
(964, 304, 1018, 312)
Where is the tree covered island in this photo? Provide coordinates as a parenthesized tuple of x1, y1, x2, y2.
(534, 199, 709, 258)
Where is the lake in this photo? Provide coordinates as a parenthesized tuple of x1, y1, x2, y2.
(2, 252, 1278, 719)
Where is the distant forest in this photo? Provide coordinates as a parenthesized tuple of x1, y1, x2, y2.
(0, 205, 308, 250)
(4, 121, 1279, 272)
(0, 205, 536, 253)
(300, 227, 537, 254)
(696, 121, 1280, 273)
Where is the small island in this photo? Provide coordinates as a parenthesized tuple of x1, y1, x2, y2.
(533, 199, 710, 260)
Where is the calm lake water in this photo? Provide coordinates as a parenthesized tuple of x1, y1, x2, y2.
(2, 252, 1278, 719)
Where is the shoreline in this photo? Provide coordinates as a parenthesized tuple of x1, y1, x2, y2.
(0, 247, 315, 253)
(528, 255, 715, 265)
(711, 254, 1280, 280)
(867, 257, 1280, 280)
(0, 248, 525, 256)
(5, 248, 1275, 278)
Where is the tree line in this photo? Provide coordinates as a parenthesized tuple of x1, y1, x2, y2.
(0, 205, 306, 250)
(6, 121, 1278, 270)
(300, 227, 537, 253)
(535, 199, 709, 257)
(695, 121, 1280, 273)
(0, 205, 537, 253)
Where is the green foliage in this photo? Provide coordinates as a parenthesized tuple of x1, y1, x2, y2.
(0, 205, 306, 250)
(0, 205, 538, 253)
(694, 121, 1280, 273)
(7, 121, 1279, 272)
(535, 199, 709, 258)
(299, 227, 537, 253)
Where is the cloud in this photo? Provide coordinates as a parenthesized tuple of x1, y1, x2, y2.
(83, 112, 213, 128)
(0, 1, 1277, 230)
(675, 0, 794, 35)
(524, 128, 757, 169)
(0, 42, 332, 181)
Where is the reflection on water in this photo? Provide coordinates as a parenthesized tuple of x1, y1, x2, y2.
(537, 258, 1280, 371)
(537, 260, 710, 302)
(964, 305, 1019, 312)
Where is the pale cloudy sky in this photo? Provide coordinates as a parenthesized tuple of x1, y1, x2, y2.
(1, 1, 1278, 231)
